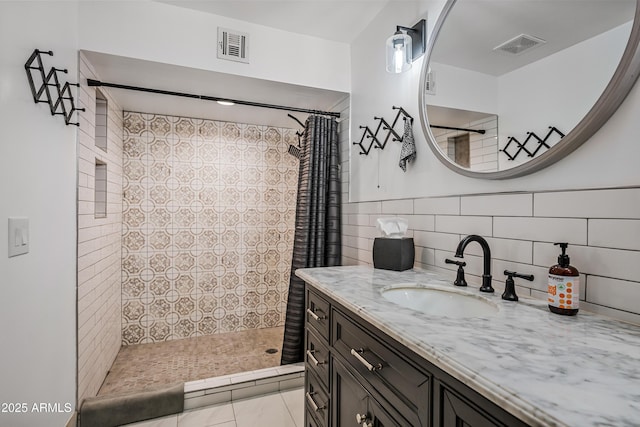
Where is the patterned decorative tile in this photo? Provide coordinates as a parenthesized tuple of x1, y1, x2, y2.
(149, 252, 171, 274)
(149, 321, 171, 342)
(122, 323, 145, 345)
(174, 318, 196, 338)
(124, 208, 146, 228)
(149, 185, 171, 205)
(150, 277, 171, 297)
(123, 112, 300, 344)
(174, 139, 196, 162)
(123, 277, 147, 299)
(149, 208, 171, 228)
(198, 120, 219, 139)
(149, 138, 171, 161)
(149, 115, 171, 136)
(175, 118, 196, 138)
(149, 298, 171, 318)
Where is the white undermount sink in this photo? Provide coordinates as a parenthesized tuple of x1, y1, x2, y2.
(381, 284, 499, 318)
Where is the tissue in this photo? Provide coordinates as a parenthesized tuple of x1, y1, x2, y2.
(376, 218, 409, 239)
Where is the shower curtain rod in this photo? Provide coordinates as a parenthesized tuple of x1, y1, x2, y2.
(87, 79, 341, 118)
(430, 124, 486, 135)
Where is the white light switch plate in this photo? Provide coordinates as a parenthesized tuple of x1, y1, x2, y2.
(8, 217, 29, 257)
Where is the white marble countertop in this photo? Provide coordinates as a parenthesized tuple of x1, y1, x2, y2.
(296, 265, 640, 427)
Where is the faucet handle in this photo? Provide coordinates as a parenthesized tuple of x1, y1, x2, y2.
(445, 259, 467, 287)
(502, 270, 534, 301)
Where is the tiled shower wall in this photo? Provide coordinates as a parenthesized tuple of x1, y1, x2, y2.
(77, 52, 124, 403)
(121, 113, 298, 344)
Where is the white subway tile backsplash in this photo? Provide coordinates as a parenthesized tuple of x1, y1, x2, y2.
(343, 224, 378, 239)
(435, 215, 492, 236)
(461, 193, 532, 217)
(352, 201, 382, 214)
(462, 237, 533, 264)
(435, 250, 484, 277)
(492, 259, 565, 296)
(414, 197, 460, 215)
(381, 199, 413, 214)
(534, 242, 640, 283)
(343, 184, 640, 323)
(414, 231, 460, 252)
(534, 188, 640, 219)
(586, 276, 640, 313)
(588, 219, 640, 251)
(579, 301, 640, 326)
(349, 214, 370, 226)
(494, 217, 587, 245)
(405, 214, 435, 231)
(415, 246, 435, 267)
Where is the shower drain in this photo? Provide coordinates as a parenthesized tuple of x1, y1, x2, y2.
(265, 348, 278, 354)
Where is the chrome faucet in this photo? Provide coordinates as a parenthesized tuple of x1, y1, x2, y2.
(455, 235, 494, 293)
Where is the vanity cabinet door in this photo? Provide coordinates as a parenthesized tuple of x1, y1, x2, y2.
(435, 380, 529, 427)
(440, 388, 496, 427)
(331, 309, 430, 426)
(332, 358, 408, 427)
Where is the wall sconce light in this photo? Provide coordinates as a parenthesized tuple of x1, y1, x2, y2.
(386, 19, 426, 73)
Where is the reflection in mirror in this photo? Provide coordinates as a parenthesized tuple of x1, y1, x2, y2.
(427, 105, 498, 171)
(422, 0, 637, 175)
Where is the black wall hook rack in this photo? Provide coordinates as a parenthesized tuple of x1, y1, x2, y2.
(501, 126, 565, 161)
(25, 49, 85, 126)
(353, 106, 413, 155)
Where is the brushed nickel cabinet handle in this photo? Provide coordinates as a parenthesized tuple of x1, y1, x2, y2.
(350, 348, 383, 372)
(306, 307, 326, 321)
(306, 349, 325, 366)
(306, 391, 325, 412)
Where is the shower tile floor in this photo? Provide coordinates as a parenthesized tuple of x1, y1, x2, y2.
(99, 326, 284, 396)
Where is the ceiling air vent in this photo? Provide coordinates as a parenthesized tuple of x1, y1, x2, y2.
(217, 27, 249, 63)
(493, 34, 546, 55)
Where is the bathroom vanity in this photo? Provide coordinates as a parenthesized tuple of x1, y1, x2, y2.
(299, 266, 640, 427)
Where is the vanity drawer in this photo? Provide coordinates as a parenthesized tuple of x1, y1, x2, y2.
(305, 370, 329, 427)
(307, 288, 330, 342)
(332, 308, 430, 426)
(306, 329, 330, 387)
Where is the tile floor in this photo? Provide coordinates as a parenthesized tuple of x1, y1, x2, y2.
(99, 327, 284, 396)
(121, 388, 304, 427)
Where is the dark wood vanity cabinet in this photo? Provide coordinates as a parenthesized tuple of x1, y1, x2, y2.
(304, 284, 530, 427)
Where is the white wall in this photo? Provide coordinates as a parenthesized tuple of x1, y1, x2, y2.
(497, 21, 630, 169)
(426, 62, 498, 114)
(77, 0, 350, 93)
(0, 2, 78, 426)
(350, 1, 640, 200)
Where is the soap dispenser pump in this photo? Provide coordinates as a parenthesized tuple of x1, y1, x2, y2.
(547, 242, 579, 315)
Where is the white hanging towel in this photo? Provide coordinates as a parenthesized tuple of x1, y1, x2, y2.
(399, 119, 416, 171)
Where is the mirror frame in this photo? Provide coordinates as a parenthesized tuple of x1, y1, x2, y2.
(419, 0, 640, 179)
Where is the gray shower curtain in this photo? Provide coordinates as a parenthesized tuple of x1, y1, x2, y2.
(281, 115, 341, 364)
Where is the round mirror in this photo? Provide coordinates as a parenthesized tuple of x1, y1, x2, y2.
(419, 0, 640, 179)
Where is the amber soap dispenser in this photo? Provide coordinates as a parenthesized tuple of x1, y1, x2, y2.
(547, 242, 579, 315)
